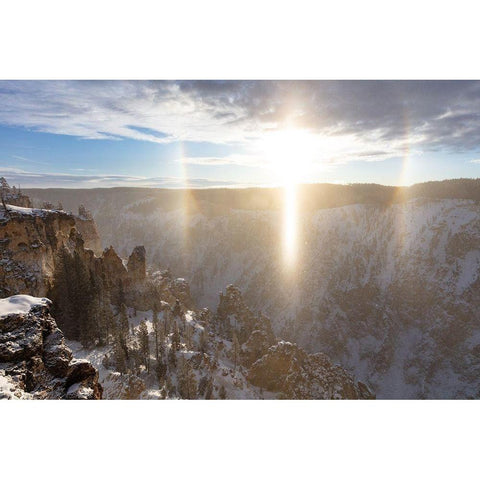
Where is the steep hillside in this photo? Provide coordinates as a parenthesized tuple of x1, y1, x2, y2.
(0, 187, 372, 400)
(66, 284, 373, 400)
(22, 181, 480, 398)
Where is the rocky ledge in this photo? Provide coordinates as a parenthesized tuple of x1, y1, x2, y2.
(0, 295, 102, 399)
(248, 341, 374, 399)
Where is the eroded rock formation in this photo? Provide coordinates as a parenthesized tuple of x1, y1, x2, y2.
(247, 341, 374, 399)
(0, 295, 102, 399)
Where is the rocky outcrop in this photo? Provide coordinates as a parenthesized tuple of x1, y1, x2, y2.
(247, 341, 374, 399)
(74, 214, 102, 254)
(216, 284, 275, 344)
(101, 372, 146, 399)
(102, 246, 127, 282)
(241, 328, 275, 367)
(0, 204, 77, 297)
(0, 202, 147, 307)
(0, 295, 102, 399)
(127, 246, 146, 282)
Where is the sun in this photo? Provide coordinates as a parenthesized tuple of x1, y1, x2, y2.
(261, 128, 317, 184)
(260, 128, 318, 270)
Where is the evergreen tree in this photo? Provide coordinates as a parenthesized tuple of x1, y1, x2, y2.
(116, 303, 130, 364)
(168, 345, 177, 369)
(219, 385, 227, 399)
(171, 321, 181, 350)
(172, 298, 182, 318)
(113, 334, 128, 373)
(155, 360, 167, 383)
(198, 375, 208, 396)
(178, 359, 198, 399)
(51, 247, 100, 346)
(232, 332, 240, 374)
(185, 323, 193, 350)
(204, 376, 214, 399)
(152, 306, 160, 361)
(138, 320, 150, 372)
(116, 279, 126, 306)
(118, 303, 129, 336)
(51, 247, 76, 337)
(98, 293, 114, 345)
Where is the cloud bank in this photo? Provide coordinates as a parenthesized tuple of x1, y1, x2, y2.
(2, 80, 480, 171)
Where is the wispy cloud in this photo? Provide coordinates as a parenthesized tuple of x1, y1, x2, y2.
(11, 155, 50, 166)
(0, 167, 245, 189)
(179, 154, 264, 167)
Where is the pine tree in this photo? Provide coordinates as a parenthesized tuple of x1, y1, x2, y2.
(116, 279, 126, 306)
(138, 320, 150, 372)
(172, 298, 182, 319)
(172, 321, 181, 350)
(113, 334, 128, 373)
(152, 306, 160, 361)
(168, 346, 177, 369)
(232, 332, 240, 374)
(51, 247, 100, 346)
(118, 303, 129, 336)
(98, 293, 114, 345)
(185, 323, 193, 350)
(156, 359, 167, 383)
(72, 251, 96, 346)
(116, 303, 130, 364)
(204, 377, 214, 399)
(159, 321, 165, 357)
(219, 385, 227, 399)
(178, 359, 198, 399)
(198, 375, 208, 396)
(51, 247, 76, 337)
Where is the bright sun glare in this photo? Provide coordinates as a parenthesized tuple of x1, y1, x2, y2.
(262, 128, 318, 270)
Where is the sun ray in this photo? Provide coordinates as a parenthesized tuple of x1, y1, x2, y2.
(178, 143, 197, 269)
(261, 128, 317, 270)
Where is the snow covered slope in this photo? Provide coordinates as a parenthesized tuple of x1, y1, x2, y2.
(24, 187, 480, 398)
(72, 196, 480, 398)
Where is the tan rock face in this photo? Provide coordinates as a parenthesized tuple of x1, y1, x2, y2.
(0, 203, 152, 315)
(74, 216, 102, 255)
(102, 246, 127, 281)
(0, 206, 77, 297)
(127, 245, 146, 282)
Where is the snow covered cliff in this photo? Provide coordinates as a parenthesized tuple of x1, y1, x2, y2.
(0, 295, 102, 399)
(36, 194, 480, 398)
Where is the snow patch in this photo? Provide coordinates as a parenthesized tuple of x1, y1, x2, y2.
(0, 295, 50, 318)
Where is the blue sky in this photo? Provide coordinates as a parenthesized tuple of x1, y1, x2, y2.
(1, 80, 480, 188)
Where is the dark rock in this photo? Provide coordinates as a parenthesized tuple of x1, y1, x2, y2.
(0, 297, 102, 399)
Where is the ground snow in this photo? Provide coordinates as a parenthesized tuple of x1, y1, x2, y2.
(0, 295, 49, 318)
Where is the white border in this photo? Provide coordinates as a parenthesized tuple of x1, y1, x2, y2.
(1, 1, 480, 478)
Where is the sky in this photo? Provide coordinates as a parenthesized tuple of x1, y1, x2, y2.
(1, 80, 480, 188)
